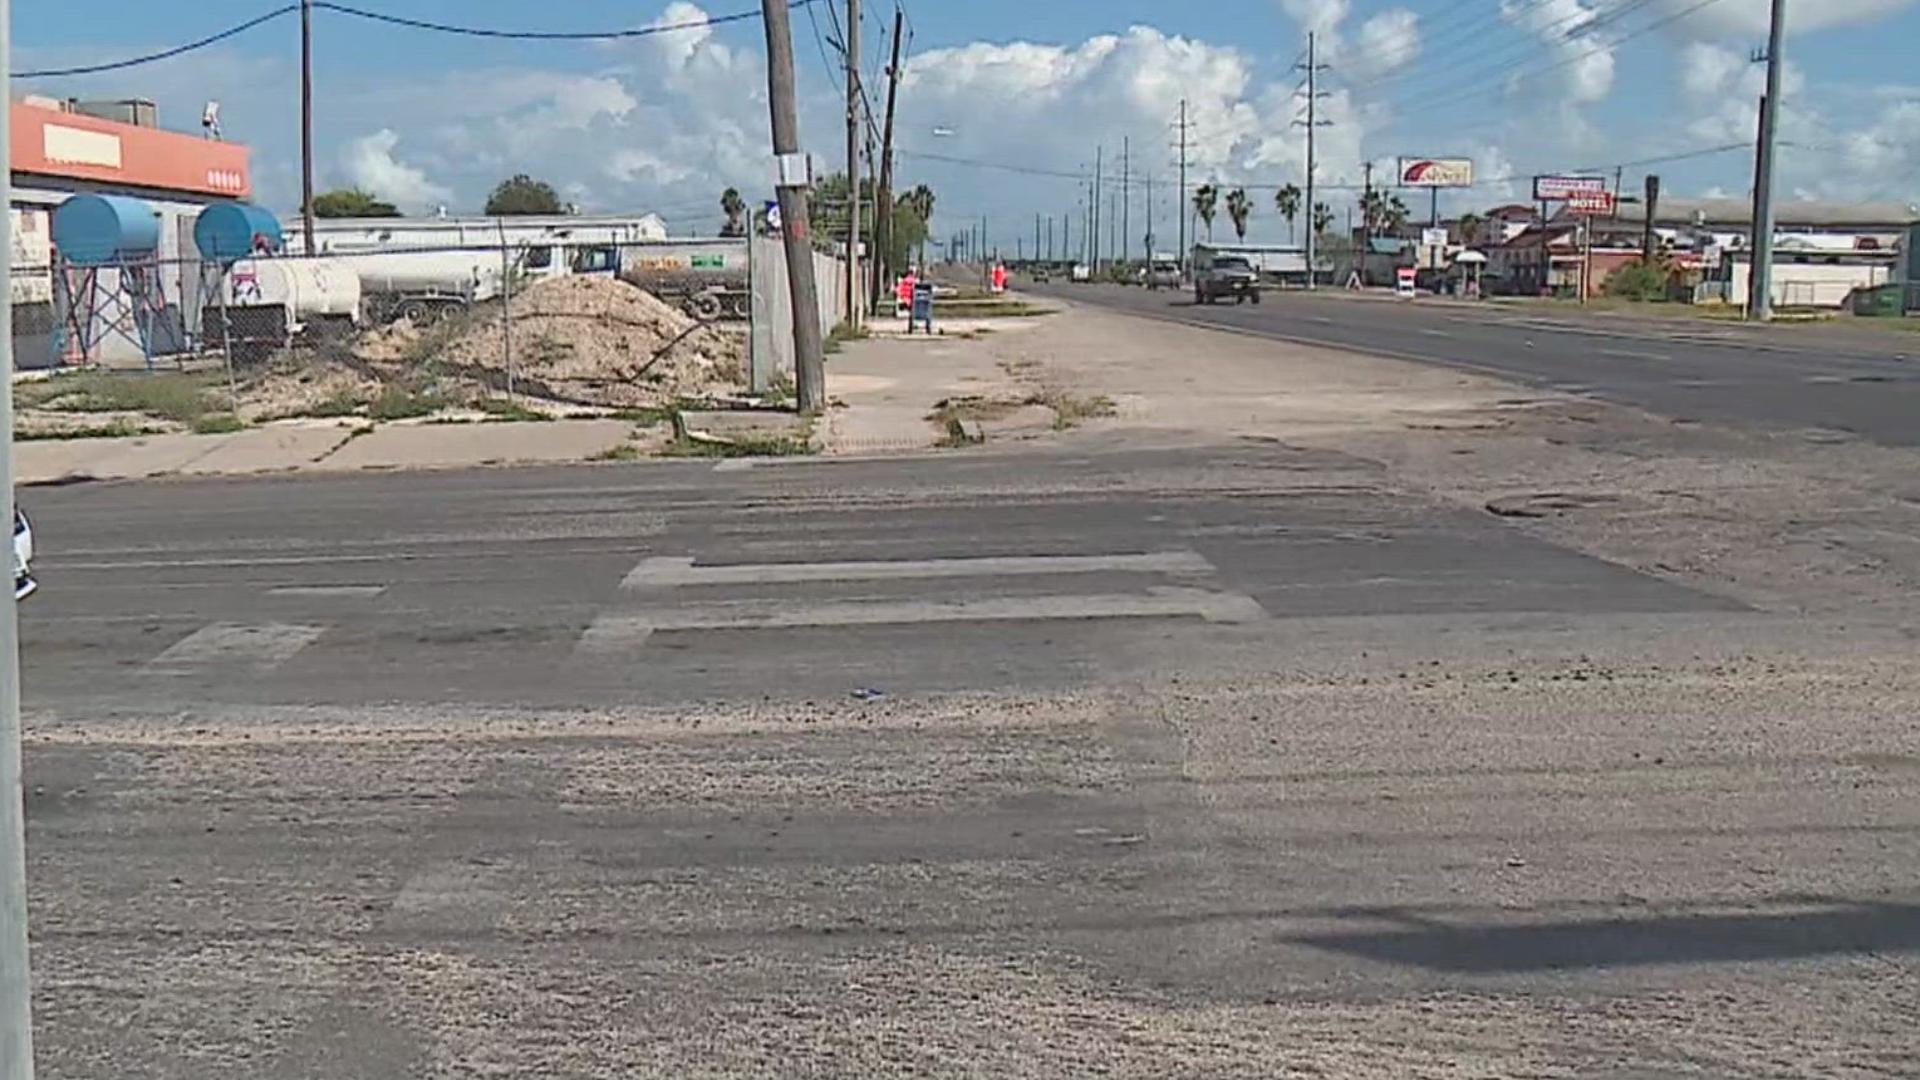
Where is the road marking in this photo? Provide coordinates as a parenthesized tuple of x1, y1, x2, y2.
(148, 622, 324, 671)
(622, 550, 1215, 589)
(1598, 348, 1672, 362)
(267, 585, 387, 598)
(577, 587, 1265, 652)
(1803, 375, 1845, 384)
(1303, 315, 1335, 324)
(1417, 328, 1453, 338)
(713, 459, 754, 473)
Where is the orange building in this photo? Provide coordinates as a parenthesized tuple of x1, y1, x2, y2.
(9, 96, 256, 366)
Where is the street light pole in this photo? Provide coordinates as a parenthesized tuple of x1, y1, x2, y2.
(0, 2, 39, 1073)
(1747, 0, 1787, 321)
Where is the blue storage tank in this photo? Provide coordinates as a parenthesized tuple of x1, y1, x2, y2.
(51, 194, 161, 266)
(194, 202, 284, 262)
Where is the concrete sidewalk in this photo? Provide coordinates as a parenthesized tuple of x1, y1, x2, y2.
(15, 418, 633, 485)
(821, 316, 1046, 455)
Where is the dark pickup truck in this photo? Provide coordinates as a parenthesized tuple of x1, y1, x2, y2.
(1194, 254, 1261, 305)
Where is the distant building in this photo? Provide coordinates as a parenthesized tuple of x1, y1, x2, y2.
(286, 214, 672, 273)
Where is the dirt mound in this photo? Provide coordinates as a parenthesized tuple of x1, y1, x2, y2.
(433, 277, 747, 406)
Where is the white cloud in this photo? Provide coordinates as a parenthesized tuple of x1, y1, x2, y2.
(1279, 0, 1351, 34)
(1354, 10, 1421, 78)
(1501, 0, 1614, 104)
(339, 129, 450, 208)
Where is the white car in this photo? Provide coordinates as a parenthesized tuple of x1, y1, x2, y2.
(14, 509, 34, 601)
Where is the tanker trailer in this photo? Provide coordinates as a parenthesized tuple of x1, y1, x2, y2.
(612, 239, 749, 320)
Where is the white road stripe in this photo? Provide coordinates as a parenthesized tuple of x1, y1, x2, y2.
(148, 622, 325, 671)
(267, 585, 387, 598)
(1418, 328, 1453, 338)
(1599, 348, 1672, 362)
(713, 459, 754, 472)
(622, 550, 1215, 589)
(577, 587, 1265, 652)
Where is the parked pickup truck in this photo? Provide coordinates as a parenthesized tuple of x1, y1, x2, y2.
(1193, 252, 1260, 305)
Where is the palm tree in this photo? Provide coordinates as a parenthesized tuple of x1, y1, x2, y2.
(719, 187, 746, 237)
(1456, 212, 1485, 246)
(1311, 201, 1335, 238)
(1224, 188, 1252, 241)
(1274, 183, 1302, 244)
(1193, 184, 1218, 241)
(1385, 194, 1410, 233)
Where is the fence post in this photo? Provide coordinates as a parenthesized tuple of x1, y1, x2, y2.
(497, 220, 514, 403)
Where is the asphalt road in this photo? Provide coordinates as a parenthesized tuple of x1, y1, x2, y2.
(1029, 281, 1920, 446)
(18, 445, 1920, 1076)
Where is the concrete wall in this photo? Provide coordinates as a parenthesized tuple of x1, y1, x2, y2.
(748, 234, 845, 392)
(1718, 260, 1895, 309)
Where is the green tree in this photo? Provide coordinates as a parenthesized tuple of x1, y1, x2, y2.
(1359, 189, 1411, 234)
(1274, 183, 1302, 243)
(719, 187, 747, 237)
(1225, 187, 1252, 241)
(888, 199, 930, 272)
(1193, 183, 1219, 240)
(1456, 212, 1485, 246)
(809, 172, 879, 252)
(1603, 256, 1672, 302)
(485, 174, 563, 216)
(312, 188, 399, 218)
(1311, 201, 1335, 238)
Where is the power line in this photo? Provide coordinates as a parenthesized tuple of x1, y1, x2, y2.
(1390, 0, 1734, 123)
(14, 0, 818, 78)
(15, 5, 297, 77)
(314, 0, 814, 40)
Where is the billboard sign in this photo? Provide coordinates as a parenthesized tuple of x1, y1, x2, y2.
(1566, 190, 1617, 216)
(1421, 227, 1450, 248)
(1534, 174, 1608, 201)
(1398, 158, 1474, 188)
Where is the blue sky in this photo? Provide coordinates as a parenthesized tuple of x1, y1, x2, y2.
(15, 1, 1920, 246)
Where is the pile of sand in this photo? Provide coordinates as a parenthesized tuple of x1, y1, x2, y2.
(432, 277, 747, 406)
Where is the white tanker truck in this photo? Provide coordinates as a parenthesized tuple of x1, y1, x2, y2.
(204, 257, 362, 363)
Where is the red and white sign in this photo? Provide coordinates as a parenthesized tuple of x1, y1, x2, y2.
(1566, 190, 1617, 216)
(1398, 158, 1474, 188)
(1395, 266, 1418, 298)
(1533, 175, 1608, 201)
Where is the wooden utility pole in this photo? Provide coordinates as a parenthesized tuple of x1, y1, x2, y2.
(1121, 136, 1130, 266)
(870, 8, 904, 311)
(761, 0, 825, 411)
(844, 0, 861, 327)
(301, 0, 316, 254)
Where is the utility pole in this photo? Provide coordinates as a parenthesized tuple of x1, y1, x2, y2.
(300, 0, 316, 255)
(1361, 159, 1373, 280)
(1173, 99, 1190, 275)
(0, 2, 36, 1074)
(761, 0, 825, 411)
(1145, 170, 1155, 258)
(1295, 34, 1329, 290)
(1747, 0, 1787, 321)
(1034, 214, 1041, 266)
(871, 7, 903, 310)
(1048, 216, 1055, 262)
(843, 0, 861, 326)
(1092, 146, 1103, 275)
(1121, 136, 1131, 266)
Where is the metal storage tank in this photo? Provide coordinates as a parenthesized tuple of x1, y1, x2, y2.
(194, 203, 284, 263)
(224, 257, 362, 320)
(50, 194, 160, 265)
